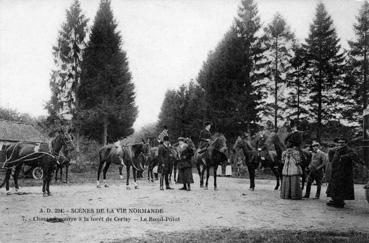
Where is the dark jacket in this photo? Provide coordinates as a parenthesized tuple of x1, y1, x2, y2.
(158, 144, 171, 168)
(199, 129, 211, 148)
(178, 146, 194, 170)
(326, 145, 361, 201)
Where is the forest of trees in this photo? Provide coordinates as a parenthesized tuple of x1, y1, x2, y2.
(46, 0, 137, 146)
(157, 0, 369, 144)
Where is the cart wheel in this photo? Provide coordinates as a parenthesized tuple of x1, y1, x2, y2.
(32, 167, 43, 180)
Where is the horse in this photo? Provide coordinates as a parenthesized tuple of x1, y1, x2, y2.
(0, 132, 72, 196)
(52, 132, 74, 183)
(232, 134, 283, 191)
(195, 133, 228, 190)
(97, 142, 148, 189)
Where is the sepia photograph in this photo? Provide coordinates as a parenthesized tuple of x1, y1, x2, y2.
(0, 0, 369, 242)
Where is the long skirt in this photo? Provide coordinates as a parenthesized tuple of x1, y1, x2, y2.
(177, 167, 194, 184)
(225, 165, 232, 176)
(280, 175, 302, 200)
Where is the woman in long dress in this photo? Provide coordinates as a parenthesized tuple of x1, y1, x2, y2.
(280, 141, 303, 200)
(176, 138, 194, 191)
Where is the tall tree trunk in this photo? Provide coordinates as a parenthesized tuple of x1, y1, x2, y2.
(274, 37, 279, 132)
(297, 75, 300, 121)
(103, 115, 108, 145)
(317, 72, 322, 142)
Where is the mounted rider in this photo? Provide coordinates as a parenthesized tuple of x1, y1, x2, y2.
(255, 120, 280, 170)
(197, 121, 213, 165)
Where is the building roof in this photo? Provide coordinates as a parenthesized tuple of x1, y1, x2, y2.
(0, 120, 48, 143)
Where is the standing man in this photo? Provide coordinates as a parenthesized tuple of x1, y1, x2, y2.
(303, 141, 327, 199)
(158, 125, 169, 144)
(158, 136, 174, 190)
(326, 136, 362, 208)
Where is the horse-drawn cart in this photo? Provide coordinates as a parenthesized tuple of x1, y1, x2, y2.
(0, 144, 47, 180)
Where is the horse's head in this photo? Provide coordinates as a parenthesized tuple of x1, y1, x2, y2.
(60, 132, 74, 152)
(210, 133, 228, 155)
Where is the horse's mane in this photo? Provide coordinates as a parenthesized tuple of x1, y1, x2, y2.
(210, 133, 227, 151)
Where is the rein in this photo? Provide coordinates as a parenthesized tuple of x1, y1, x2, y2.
(3, 151, 59, 168)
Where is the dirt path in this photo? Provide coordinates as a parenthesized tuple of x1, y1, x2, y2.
(1, 176, 368, 243)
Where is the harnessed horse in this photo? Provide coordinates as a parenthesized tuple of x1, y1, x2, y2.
(52, 132, 74, 183)
(97, 142, 148, 189)
(195, 133, 228, 190)
(0, 132, 73, 196)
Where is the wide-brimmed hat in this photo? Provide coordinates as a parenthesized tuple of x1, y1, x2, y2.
(334, 136, 348, 143)
(204, 121, 213, 127)
(178, 137, 186, 142)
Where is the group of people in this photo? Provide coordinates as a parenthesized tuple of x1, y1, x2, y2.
(155, 120, 366, 209)
(155, 121, 214, 191)
(280, 120, 364, 208)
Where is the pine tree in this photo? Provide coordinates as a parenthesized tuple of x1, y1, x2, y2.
(234, 0, 269, 131)
(47, 0, 88, 122)
(78, 0, 137, 144)
(344, 1, 369, 124)
(286, 43, 311, 121)
(303, 3, 345, 141)
(262, 13, 295, 129)
(198, 27, 248, 137)
(46, 0, 88, 157)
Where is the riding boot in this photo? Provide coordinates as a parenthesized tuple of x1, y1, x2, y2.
(303, 183, 311, 198)
(314, 185, 321, 199)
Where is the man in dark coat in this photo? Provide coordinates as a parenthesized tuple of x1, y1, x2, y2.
(326, 136, 362, 208)
(158, 136, 174, 190)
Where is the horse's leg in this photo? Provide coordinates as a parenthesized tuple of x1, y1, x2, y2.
(102, 162, 111, 187)
(204, 166, 210, 190)
(271, 164, 280, 190)
(174, 161, 177, 183)
(55, 166, 59, 182)
(97, 160, 104, 188)
(119, 166, 124, 180)
(4, 169, 11, 194)
(248, 164, 255, 190)
(42, 178, 47, 196)
(60, 165, 64, 183)
(196, 162, 203, 188)
(13, 165, 22, 193)
(133, 168, 138, 189)
(214, 165, 218, 191)
(126, 165, 131, 190)
(65, 164, 69, 183)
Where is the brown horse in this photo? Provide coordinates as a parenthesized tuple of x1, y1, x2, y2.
(97, 142, 148, 189)
(232, 134, 283, 190)
(0, 132, 73, 196)
(53, 132, 74, 183)
(195, 133, 228, 190)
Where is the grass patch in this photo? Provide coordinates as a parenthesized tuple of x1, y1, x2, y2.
(110, 228, 369, 243)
